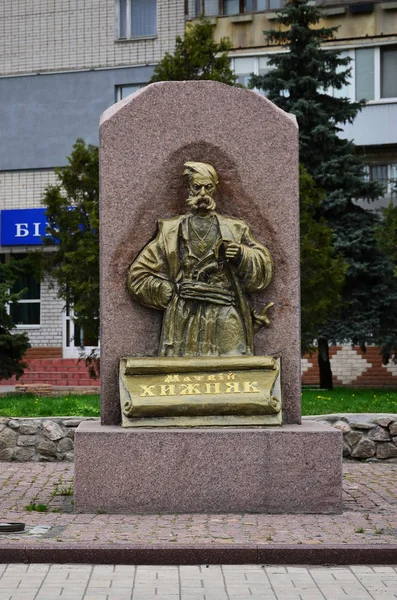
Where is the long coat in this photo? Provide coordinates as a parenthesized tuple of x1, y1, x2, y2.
(127, 213, 273, 356)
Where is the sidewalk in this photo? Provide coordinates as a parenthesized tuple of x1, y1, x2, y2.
(0, 461, 396, 564)
(0, 564, 397, 600)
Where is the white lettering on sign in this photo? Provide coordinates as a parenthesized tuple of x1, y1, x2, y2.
(33, 223, 41, 237)
(15, 223, 29, 237)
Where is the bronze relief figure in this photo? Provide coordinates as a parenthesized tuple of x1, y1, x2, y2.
(127, 161, 274, 357)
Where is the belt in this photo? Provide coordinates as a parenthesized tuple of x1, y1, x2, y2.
(178, 280, 234, 306)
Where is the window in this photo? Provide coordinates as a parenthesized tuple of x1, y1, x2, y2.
(189, 0, 284, 17)
(224, 0, 240, 14)
(368, 164, 397, 195)
(7, 254, 41, 327)
(223, 0, 283, 13)
(192, 0, 219, 15)
(116, 84, 144, 101)
(381, 46, 397, 99)
(231, 54, 273, 90)
(355, 45, 397, 101)
(234, 57, 256, 86)
(117, 0, 157, 39)
(355, 48, 375, 101)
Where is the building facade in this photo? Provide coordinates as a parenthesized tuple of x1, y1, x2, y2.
(187, 0, 397, 206)
(0, 0, 185, 358)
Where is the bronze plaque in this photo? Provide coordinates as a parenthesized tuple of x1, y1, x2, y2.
(120, 356, 281, 427)
(121, 161, 282, 427)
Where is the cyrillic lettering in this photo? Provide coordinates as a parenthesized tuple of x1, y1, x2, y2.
(180, 384, 201, 395)
(243, 381, 260, 393)
(15, 223, 29, 237)
(204, 382, 221, 394)
(159, 384, 176, 396)
(225, 382, 241, 393)
(139, 385, 157, 397)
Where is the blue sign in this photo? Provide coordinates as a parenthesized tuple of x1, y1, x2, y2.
(1, 208, 52, 246)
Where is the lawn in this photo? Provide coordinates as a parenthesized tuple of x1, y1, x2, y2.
(302, 387, 397, 416)
(0, 393, 100, 417)
(0, 388, 396, 417)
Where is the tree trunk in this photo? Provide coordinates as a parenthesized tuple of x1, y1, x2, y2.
(318, 337, 333, 390)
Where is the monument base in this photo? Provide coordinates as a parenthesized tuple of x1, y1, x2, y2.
(74, 421, 342, 514)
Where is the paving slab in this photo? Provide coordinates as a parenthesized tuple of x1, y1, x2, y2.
(0, 462, 396, 564)
(0, 565, 396, 599)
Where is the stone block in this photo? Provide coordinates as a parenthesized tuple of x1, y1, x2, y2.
(368, 425, 391, 442)
(0, 448, 14, 461)
(62, 452, 74, 462)
(17, 435, 36, 447)
(351, 438, 376, 459)
(389, 422, 397, 436)
(350, 421, 376, 430)
(376, 443, 397, 460)
(333, 420, 351, 434)
(75, 421, 342, 514)
(19, 421, 39, 435)
(57, 437, 74, 452)
(345, 430, 363, 447)
(375, 417, 394, 427)
(42, 420, 64, 441)
(0, 427, 17, 450)
(14, 447, 36, 461)
(36, 438, 57, 457)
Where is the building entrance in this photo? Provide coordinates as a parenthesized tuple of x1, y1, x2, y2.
(62, 306, 99, 359)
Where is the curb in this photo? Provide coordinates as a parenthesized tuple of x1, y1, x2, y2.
(0, 544, 396, 565)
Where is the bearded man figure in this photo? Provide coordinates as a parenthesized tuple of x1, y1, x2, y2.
(127, 162, 273, 357)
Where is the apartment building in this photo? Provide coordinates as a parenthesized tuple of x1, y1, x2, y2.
(0, 0, 185, 359)
(187, 0, 397, 205)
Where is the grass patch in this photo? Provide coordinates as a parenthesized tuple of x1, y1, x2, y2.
(302, 387, 397, 416)
(1, 389, 396, 418)
(0, 393, 100, 417)
(25, 502, 49, 512)
(53, 484, 74, 497)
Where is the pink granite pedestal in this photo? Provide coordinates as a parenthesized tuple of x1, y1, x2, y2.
(74, 421, 342, 514)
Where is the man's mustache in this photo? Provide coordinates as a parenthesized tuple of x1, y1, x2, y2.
(186, 195, 216, 211)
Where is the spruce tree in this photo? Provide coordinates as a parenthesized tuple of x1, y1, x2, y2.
(150, 17, 236, 85)
(299, 166, 345, 354)
(377, 202, 397, 276)
(250, 0, 397, 384)
(0, 259, 30, 381)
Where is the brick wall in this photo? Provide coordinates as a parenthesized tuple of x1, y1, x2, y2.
(0, 168, 64, 348)
(0, 0, 185, 76)
(0, 169, 57, 211)
(302, 346, 397, 388)
(16, 276, 64, 348)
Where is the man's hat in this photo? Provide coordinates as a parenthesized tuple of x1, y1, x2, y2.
(183, 162, 218, 186)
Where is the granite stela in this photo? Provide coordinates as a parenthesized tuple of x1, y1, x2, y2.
(99, 81, 300, 426)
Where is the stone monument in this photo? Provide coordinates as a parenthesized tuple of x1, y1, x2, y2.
(75, 81, 342, 514)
